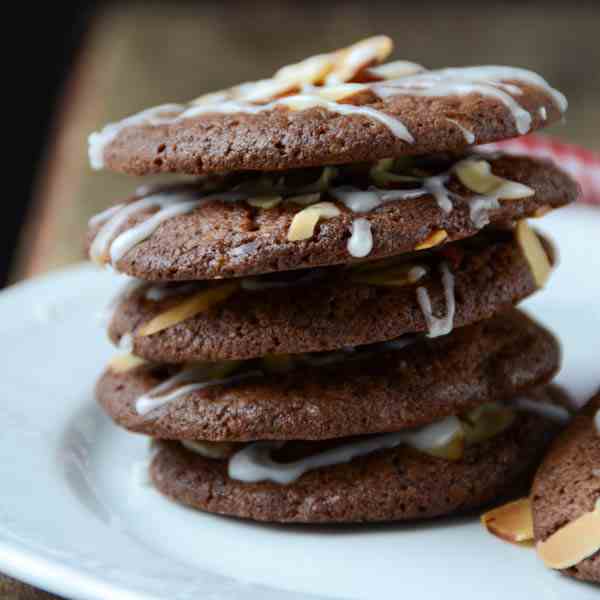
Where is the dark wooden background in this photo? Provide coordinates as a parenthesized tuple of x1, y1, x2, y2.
(4, 0, 600, 597)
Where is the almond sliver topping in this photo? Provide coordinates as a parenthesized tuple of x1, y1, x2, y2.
(481, 498, 534, 544)
(137, 282, 239, 336)
(287, 202, 341, 241)
(515, 220, 551, 288)
(537, 502, 600, 569)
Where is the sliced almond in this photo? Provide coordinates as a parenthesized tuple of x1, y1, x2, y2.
(274, 53, 335, 85)
(537, 502, 600, 569)
(351, 263, 427, 287)
(415, 229, 448, 251)
(368, 59, 425, 80)
(462, 404, 515, 445)
(108, 353, 146, 373)
(515, 220, 552, 288)
(235, 78, 299, 103)
(369, 158, 420, 186)
(314, 83, 369, 102)
(326, 35, 393, 84)
(182, 440, 240, 460)
(287, 202, 341, 242)
(481, 498, 534, 544)
(137, 282, 239, 336)
(247, 195, 283, 209)
(423, 430, 465, 461)
(454, 159, 534, 200)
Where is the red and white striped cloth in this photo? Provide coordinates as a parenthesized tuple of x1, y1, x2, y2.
(485, 135, 600, 205)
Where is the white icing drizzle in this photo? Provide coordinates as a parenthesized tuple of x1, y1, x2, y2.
(423, 174, 454, 214)
(90, 194, 193, 263)
(108, 196, 203, 264)
(446, 118, 476, 144)
(416, 262, 455, 338)
(469, 196, 501, 229)
(99, 276, 145, 327)
(88, 203, 126, 228)
(135, 368, 262, 416)
(89, 104, 184, 169)
(227, 416, 462, 484)
(330, 174, 455, 215)
(347, 218, 373, 258)
(90, 190, 246, 266)
(330, 185, 426, 213)
(89, 65, 566, 170)
(513, 397, 571, 424)
(374, 66, 567, 135)
(118, 333, 134, 353)
(180, 95, 415, 143)
(539, 106, 547, 120)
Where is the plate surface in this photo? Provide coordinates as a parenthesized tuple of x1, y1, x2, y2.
(0, 205, 599, 600)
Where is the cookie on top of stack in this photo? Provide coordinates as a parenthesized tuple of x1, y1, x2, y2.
(88, 36, 580, 523)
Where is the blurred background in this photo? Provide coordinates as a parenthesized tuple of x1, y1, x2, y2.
(9, 0, 600, 288)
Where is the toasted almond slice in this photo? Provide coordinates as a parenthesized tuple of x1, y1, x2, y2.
(247, 195, 283, 209)
(454, 159, 535, 200)
(537, 502, 600, 569)
(191, 91, 231, 106)
(287, 202, 341, 242)
(108, 353, 146, 373)
(234, 78, 298, 103)
(137, 282, 239, 336)
(274, 53, 335, 85)
(415, 229, 448, 251)
(455, 160, 502, 194)
(315, 83, 369, 102)
(326, 35, 393, 84)
(368, 59, 425, 80)
(351, 264, 427, 287)
(182, 440, 240, 460)
(481, 498, 534, 543)
(515, 221, 551, 288)
(463, 404, 515, 445)
(423, 430, 465, 461)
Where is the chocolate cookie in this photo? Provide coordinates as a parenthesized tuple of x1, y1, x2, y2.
(149, 406, 562, 523)
(97, 310, 560, 441)
(108, 228, 554, 362)
(88, 38, 567, 175)
(532, 392, 600, 584)
(86, 154, 577, 280)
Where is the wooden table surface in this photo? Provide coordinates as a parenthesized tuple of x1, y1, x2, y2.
(5, 1, 600, 597)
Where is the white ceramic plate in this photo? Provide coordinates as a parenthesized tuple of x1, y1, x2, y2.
(0, 204, 598, 600)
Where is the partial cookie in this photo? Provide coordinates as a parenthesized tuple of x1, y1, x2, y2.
(88, 37, 567, 175)
(108, 228, 554, 362)
(149, 406, 563, 523)
(97, 310, 560, 441)
(86, 154, 577, 280)
(532, 392, 600, 584)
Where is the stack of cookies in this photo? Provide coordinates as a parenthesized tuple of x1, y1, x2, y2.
(87, 36, 580, 523)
